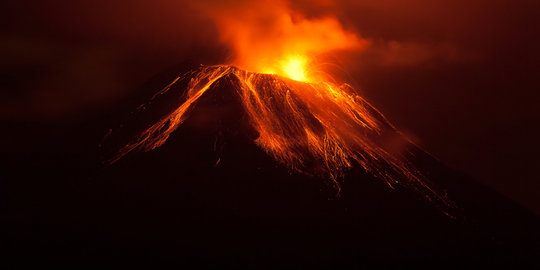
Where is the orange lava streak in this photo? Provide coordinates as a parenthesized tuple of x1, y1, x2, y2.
(236, 70, 383, 178)
(108, 66, 233, 163)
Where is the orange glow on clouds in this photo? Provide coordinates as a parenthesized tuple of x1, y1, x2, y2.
(201, 0, 366, 82)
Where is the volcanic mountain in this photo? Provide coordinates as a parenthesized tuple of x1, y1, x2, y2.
(106, 65, 456, 214)
(97, 65, 540, 266)
(3, 64, 539, 268)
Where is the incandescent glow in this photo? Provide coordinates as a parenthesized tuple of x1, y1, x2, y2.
(263, 54, 311, 82)
(200, 0, 367, 82)
(280, 55, 309, 82)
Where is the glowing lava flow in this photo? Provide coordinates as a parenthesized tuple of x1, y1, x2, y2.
(109, 65, 455, 215)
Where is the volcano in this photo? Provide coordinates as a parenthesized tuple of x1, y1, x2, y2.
(107, 65, 456, 215)
(63, 64, 539, 267)
(2, 63, 539, 268)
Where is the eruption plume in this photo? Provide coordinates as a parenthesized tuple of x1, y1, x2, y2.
(108, 0, 455, 215)
(200, 0, 367, 83)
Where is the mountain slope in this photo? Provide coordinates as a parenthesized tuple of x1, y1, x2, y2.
(2, 65, 539, 268)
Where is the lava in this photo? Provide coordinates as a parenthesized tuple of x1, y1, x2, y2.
(109, 65, 454, 215)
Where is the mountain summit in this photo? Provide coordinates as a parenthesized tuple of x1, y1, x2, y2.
(107, 65, 455, 214)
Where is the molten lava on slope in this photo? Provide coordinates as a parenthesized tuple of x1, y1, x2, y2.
(108, 65, 455, 215)
(105, 0, 457, 216)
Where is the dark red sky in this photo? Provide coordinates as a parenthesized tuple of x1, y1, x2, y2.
(1, 0, 539, 214)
